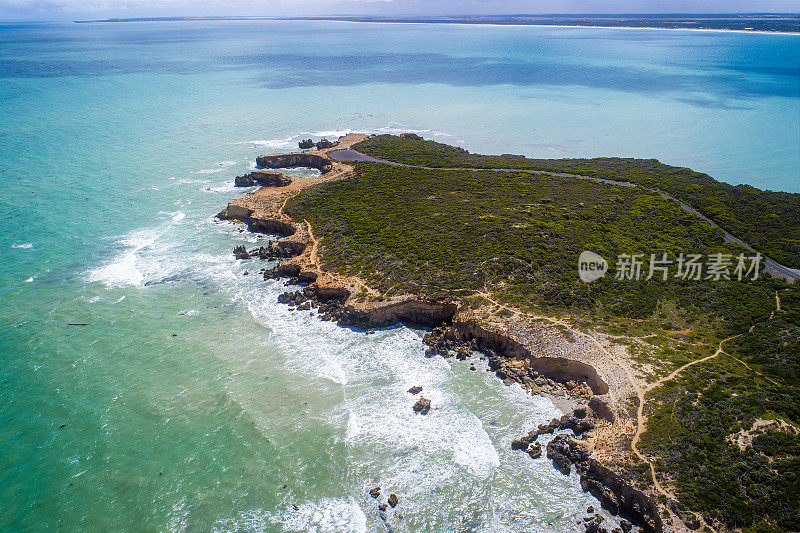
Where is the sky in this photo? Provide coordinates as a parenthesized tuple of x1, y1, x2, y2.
(0, 0, 798, 21)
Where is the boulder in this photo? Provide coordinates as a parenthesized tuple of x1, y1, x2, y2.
(455, 346, 471, 360)
(265, 262, 301, 279)
(546, 437, 574, 475)
(511, 436, 532, 451)
(412, 397, 431, 415)
(233, 245, 250, 260)
(407, 385, 422, 394)
(315, 138, 335, 149)
(559, 412, 596, 436)
(297, 270, 318, 284)
(387, 494, 399, 508)
(369, 487, 381, 499)
(527, 443, 543, 459)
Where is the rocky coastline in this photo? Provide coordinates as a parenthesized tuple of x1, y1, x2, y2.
(216, 134, 664, 533)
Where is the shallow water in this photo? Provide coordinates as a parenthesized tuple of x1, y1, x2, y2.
(1, 19, 798, 531)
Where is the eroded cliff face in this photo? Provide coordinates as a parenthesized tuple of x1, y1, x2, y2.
(235, 170, 292, 188)
(337, 299, 459, 329)
(548, 435, 663, 533)
(256, 153, 333, 174)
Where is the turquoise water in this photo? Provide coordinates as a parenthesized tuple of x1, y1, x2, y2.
(1, 20, 798, 531)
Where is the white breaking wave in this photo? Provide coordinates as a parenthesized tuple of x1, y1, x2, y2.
(373, 125, 452, 137)
(12, 242, 33, 249)
(195, 161, 238, 174)
(213, 499, 367, 533)
(86, 212, 219, 288)
(86, 230, 154, 287)
(239, 137, 296, 150)
(201, 182, 237, 194)
(239, 280, 502, 487)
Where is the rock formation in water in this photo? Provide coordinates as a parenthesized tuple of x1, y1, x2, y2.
(298, 139, 314, 149)
(412, 397, 431, 415)
(256, 153, 333, 174)
(234, 170, 292, 188)
(315, 137, 335, 149)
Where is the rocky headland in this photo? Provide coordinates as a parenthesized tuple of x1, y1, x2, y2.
(216, 134, 683, 533)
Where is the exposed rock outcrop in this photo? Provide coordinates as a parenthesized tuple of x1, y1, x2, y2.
(256, 153, 333, 174)
(235, 170, 292, 188)
(547, 435, 663, 533)
(336, 299, 458, 329)
(315, 137, 335, 149)
(233, 245, 250, 260)
(528, 357, 609, 395)
(217, 204, 254, 221)
(217, 209, 297, 238)
(298, 139, 314, 149)
(412, 397, 431, 415)
(423, 320, 609, 398)
(400, 133, 423, 140)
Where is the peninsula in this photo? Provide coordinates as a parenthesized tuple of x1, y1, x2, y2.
(218, 133, 799, 533)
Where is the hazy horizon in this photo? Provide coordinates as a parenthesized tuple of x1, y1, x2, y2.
(2, 0, 798, 22)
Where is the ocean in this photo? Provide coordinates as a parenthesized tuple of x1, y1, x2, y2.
(1, 19, 798, 531)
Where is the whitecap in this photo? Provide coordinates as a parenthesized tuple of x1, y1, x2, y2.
(172, 211, 186, 222)
(86, 229, 159, 288)
(24, 277, 34, 283)
(213, 499, 367, 533)
(305, 128, 355, 138)
(195, 160, 239, 174)
(345, 410, 360, 440)
(12, 242, 33, 249)
(373, 125, 452, 137)
(239, 137, 296, 150)
(201, 182, 237, 194)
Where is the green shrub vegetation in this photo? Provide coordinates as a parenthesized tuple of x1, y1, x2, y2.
(355, 135, 800, 269)
(285, 140, 798, 531)
(641, 288, 799, 532)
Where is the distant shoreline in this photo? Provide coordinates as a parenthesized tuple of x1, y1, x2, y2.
(71, 14, 800, 34)
(316, 19, 800, 35)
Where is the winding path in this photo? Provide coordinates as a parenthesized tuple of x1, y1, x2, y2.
(330, 149, 800, 282)
(630, 334, 740, 500)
